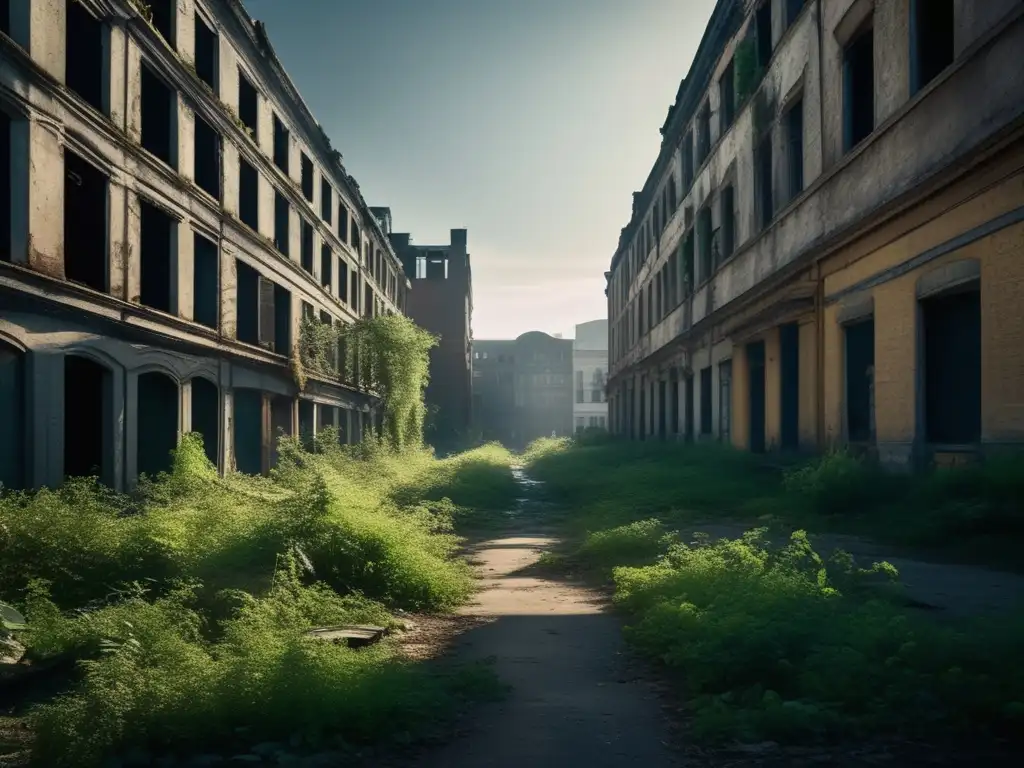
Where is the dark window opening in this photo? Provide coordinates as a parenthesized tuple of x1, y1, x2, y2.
(350, 272, 359, 312)
(193, 112, 221, 199)
(141, 65, 175, 167)
(700, 366, 713, 435)
(233, 388, 262, 475)
(338, 259, 349, 303)
(756, 1, 773, 68)
(302, 300, 314, 321)
(843, 26, 875, 152)
(139, 199, 175, 313)
(64, 356, 113, 484)
(0, 342, 25, 490)
(338, 207, 348, 242)
(923, 286, 981, 444)
(258, 274, 276, 351)
(66, 0, 105, 113)
(237, 70, 258, 137)
(137, 371, 179, 478)
(720, 185, 735, 260)
(364, 283, 373, 318)
(300, 220, 313, 274)
(190, 376, 219, 467)
(193, 232, 218, 330)
(298, 400, 315, 450)
(1, 0, 9, 37)
(697, 206, 713, 283)
(696, 101, 711, 165)
(786, 98, 804, 200)
(719, 360, 733, 442)
(194, 11, 218, 92)
(269, 394, 292, 469)
(320, 244, 332, 290)
(720, 59, 735, 131)
(238, 158, 259, 231)
(321, 179, 332, 223)
(682, 230, 694, 294)
(64, 150, 108, 293)
(912, 0, 954, 93)
(786, 0, 807, 28)
(149, 0, 175, 48)
(1, 112, 10, 263)
(274, 284, 291, 355)
(300, 153, 314, 202)
(668, 174, 677, 211)
(272, 114, 289, 173)
(755, 134, 773, 230)
(273, 191, 290, 256)
(844, 318, 875, 442)
(682, 131, 694, 189)
(235, 259, 259, 346)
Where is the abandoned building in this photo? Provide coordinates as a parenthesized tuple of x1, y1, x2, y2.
(605, 0, 1024, 469)
(573, 320, 609, 433)
(472, 333, 573, 451)
(0, 0, 410, 491)
(390, 228, 473, 452)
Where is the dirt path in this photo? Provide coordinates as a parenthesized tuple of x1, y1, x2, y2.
(411, 525, 681, 767)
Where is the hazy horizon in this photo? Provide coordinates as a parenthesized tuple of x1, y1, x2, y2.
(243, 0, 716, 339)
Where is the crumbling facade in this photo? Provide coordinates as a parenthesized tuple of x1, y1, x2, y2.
(0, 0, 409, 491)
(606, 0, 1024, 468)
(390, 228, 472, 451)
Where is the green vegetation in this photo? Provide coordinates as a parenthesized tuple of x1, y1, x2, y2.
(524, 438, 1024, 747)
(0, 433, 517, 766)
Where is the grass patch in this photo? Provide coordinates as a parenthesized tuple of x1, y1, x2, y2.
(524, 437, 1024, 749)
(0, 433, 516, 766)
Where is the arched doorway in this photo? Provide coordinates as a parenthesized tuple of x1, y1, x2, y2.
(64, 355, 114, 484)
(0, 341, 25, 490)
(137, 371, 179, 477)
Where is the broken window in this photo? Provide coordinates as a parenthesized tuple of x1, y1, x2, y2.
(194, 10, 218, 93)
(912, 0, 954, 93)
(700, 366, 713, 435)
(272, 114, 289, 173)
(0, 341, 23, 489)
(756, 1, 773, 68)
(321, 178, 332, 223)
(845, 319, 875, 442)
(1, 111, 9, 263)
(320, 243, 332, 290)
(150, 0, 175, 48)
(843, 25, 875, 152)
(682, 130, 694, 190)
(237, 70, 258, 137)
(923, 285, 981, 444)
(64, 355, 112, 483)
(338, 206, 348, 242)
(141, 64, 175, 168)
(192, 232, 218, 330)
(137, 371, 179, 478)
(338, 259, 349, 303)
(258, 275, 276, 351)
(66, 0, 105, 114)
(720, 58, 735, 131)
(238, 158, 259, 230)
(64, 149, 108, 293)
(300, 220, 313, 274)
(190, 376, 219, 466)
(755, 134, 773, 230)
(720, 185, 735, 261)
(274, 191, 290, 256)
(786, 98, 804, 200)
(139, 199, 175, 313)
(302, 300, 314, 321)
(274, 284, 291, 354)
(235, 259, 259, 345)
(697, 205, 713, 283)
(193, 112, 221, 199)
(300, 153, 314, 202)
(696, 101, 711, 166)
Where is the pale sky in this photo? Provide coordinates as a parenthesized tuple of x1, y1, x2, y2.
(243, 0, 716, 339)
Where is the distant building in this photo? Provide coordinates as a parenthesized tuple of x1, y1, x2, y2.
(390, 229, 472, 451)
(472, 332, 573, 450)
(573, 320, 608, 432)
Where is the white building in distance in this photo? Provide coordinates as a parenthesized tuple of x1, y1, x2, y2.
(572, 319, 608, 432)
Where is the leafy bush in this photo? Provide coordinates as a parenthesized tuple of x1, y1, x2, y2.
(614, 530, 1024, 744)
(575, 519, 676, 569)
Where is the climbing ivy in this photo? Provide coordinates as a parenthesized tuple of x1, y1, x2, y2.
(298, 315, 340, 379)
(342, 315, 437, 450)
(733, 36, 762, 106)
